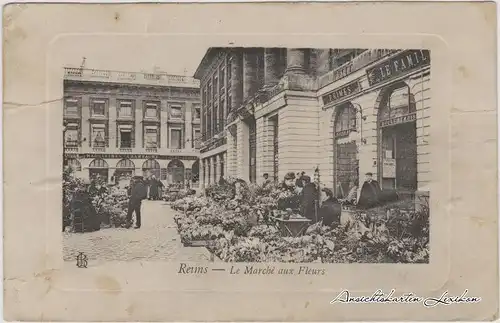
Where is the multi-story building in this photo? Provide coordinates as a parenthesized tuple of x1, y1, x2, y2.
(63, 67, 201, 186)
(194, 48, 430, 202)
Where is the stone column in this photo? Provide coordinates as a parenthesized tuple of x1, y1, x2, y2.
(285, 48, 307, 74)
(243, 49, 259, 101)
(108, 98, 117, 149)
(264, 48, 281, 87)
(212, 155, 218, 183)
(81, 95, 91, 148)
(231, 51, 243, 111)
(135, 98, 142, 148)
(185, 103, 193, 149)
(160, 100, 168, 149)
(313, 49, 331, 76)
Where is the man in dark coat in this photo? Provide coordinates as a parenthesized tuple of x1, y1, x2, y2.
(357, 172, 382, 209)
(149, 175, 161, 200)
(318, 188, 342, 228)
(300, 175, 319, 222)
(126, 177, 148, 229)
(70, 180, 100, 232)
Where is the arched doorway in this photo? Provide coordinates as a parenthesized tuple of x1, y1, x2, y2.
(89, 158, 109, 181)
(67, 158, 82, 172)
(142, 159, 160, 179)
(167, 159, 185, 185)
(333, 102, 359, 198)
(377, 82, 417, 192)
(115, 159, 135, 184)
(191, 159, 200, 185)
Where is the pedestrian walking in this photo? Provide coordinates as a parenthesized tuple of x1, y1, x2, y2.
(126, 176, 148, 229)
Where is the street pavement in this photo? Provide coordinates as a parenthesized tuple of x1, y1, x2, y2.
(63, 200, 213, 263)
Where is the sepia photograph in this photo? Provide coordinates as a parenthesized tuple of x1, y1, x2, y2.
(4, 2, 497, 321)
(62, 47, 431, 264)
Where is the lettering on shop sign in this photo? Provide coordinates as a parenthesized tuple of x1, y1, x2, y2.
(322, 80, 361, 106)
(366, 50, 430, 86)
(379, 113, 416, 128)
(70, 153, 199, 160)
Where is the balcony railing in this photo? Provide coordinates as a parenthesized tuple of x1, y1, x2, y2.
(319, 49, 401, 88)
(64, 146, 199, 155)
(64, 67, 200, 88)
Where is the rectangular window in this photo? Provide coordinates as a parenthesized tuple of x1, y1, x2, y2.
(91, 99, 106, 117)
(227, 59, 232, 85)
(214, 76, 219, 98)
(213, 105, 219, 133)
(145, 102, 158, 118)
(193, 104, 201, 119)
(64, 99, 79, 116)
(64, 125, 79, 147)
(219, 68, 225, 90)
(118, 100, 133, 118)
(170, 129, 182, 149)
(170, 105, 183, 119)
(193, 129, 201, 149)
(119, 126, 133, 148)
(145, 127, 158, 148)
(219, 99, 225, 130)
(91, 125, 106, 147)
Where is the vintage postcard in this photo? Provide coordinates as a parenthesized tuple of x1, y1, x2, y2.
(3, 2, 498, 321)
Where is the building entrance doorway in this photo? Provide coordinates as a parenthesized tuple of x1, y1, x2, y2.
(377, 81, 418, 193)
(167, 159, 185, 185)
(380, 122, 417, 191)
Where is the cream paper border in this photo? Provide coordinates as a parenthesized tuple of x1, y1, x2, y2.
(3, 2, 498, 321)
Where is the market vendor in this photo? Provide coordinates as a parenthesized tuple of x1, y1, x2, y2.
(319, 188, 342, 228)
(357, 172, 382, 209)
(301, 175, 319, 222)
(70, 179, 100, 232)
(282, 172, 296, 191)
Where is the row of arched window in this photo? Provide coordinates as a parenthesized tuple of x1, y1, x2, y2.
(66, 158, 186, 171)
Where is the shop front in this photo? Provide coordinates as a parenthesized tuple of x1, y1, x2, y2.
(167, 159, 185, 185)
(113, 159, 135, 186)
(333, 102, 359, 198)
(88, 158, 109, 181)
(377, 82, 417, 194)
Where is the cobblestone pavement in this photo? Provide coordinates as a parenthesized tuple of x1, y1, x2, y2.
(63, 200, 213, 263)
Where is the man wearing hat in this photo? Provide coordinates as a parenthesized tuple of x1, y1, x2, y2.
(357, 172, 382, 209)
(126, 176, 148, 229)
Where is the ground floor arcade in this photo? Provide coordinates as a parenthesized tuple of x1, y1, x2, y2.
(65, 155, 200, 188)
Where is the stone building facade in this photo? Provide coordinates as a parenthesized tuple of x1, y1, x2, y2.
(194, 48, 430, 199)
(63, 67, 201, 187)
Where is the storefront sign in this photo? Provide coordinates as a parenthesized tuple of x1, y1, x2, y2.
(379, 113, 416, 128)
(366, 50, 430, 86)
(72, 153, 199, 161)
(322, 80, 361, 106)
(383, 159, 396, 178)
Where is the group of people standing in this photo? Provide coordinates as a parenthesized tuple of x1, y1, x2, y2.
(276, 170, 395, 229)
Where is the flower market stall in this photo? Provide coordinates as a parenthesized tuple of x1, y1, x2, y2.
(170, 177, 429, 263)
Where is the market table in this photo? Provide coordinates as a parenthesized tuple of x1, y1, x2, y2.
(269, 216, 312, 237)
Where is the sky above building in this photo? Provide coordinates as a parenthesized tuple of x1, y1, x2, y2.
(49, 35, 209, 77)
